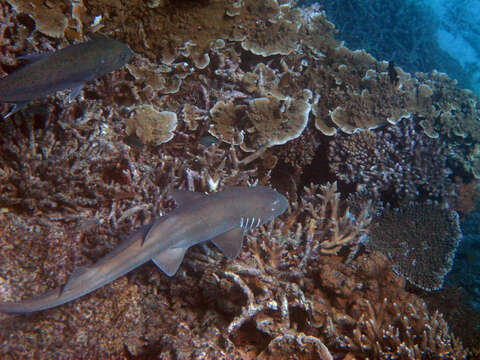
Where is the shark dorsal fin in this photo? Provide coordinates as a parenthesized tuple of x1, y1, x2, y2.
(211, 228, 244, 259)
(59, 266, 89, 295)
(169, 190, 206, 207)
(151, 247, 188, 276)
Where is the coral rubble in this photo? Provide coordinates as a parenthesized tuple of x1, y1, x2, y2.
(0, 0, 478, 357)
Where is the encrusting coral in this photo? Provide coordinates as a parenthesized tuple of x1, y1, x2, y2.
(0, 0, 478, 357)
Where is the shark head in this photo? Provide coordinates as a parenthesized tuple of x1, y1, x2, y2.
(231, 186, 288, 230)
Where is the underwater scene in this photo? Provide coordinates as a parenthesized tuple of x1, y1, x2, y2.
(0, 0, 479, 358)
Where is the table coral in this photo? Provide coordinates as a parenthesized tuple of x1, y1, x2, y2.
(367, 204, 462, 291)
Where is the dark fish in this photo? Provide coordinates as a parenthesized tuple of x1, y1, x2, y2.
(0, 36, 134, 117)
(0, 186, 288, 313)
(388, 60, 399, 85)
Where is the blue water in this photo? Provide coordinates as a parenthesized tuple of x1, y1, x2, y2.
(299, 0, 480, 96)
(449, 203, 480, 311)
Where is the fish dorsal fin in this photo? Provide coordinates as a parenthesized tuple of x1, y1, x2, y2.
(169, 190, 206, 207)
(211, 228, 244, 259)
(151, 247, 188, 276)
(59, 266, 89, 295)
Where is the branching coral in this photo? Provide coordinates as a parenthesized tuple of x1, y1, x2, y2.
(329, 116, 456, 202)
(190, 222, 467, 359)
(299, 182, 373, 256)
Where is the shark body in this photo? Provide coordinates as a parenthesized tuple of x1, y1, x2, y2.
(0, 187, 288, 314)
(0, 36, 133, 117)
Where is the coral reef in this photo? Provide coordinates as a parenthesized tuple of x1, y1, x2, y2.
(423, 286, 480, 356)
(367, 204, 462, 291)
(0, 0, 478, 357)
(329, 116, 456, 202)
(314, 0, 472, 90)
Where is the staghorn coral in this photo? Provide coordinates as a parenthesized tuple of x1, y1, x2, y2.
(329, 116, 456, 202)
(367, 204, 462, 291)
(422, 286, 480, 357)
(1, 0, 477, 177)
(299, 182, 373, 256)
(0, 108, 467, 357)
(0, 2, 29, 71)
(193, 223, 467, 359)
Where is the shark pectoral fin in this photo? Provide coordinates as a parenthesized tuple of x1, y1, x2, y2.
(68, 83, 84, 103)
(151, 247, 188, 277)
(211, 228, 244, 259)
(169, 190, 206, 207)
(60, 266, 89, 295)
(3, 102, 28, 118)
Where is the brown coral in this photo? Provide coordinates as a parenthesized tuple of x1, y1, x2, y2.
(6, 0, 68, 38)
(300, 182, 373, 256)
(208, 91, 312, 152)
(126, 105, 177, 145)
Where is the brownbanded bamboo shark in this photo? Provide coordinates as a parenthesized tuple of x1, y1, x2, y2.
(0, 187, 288, 314)
(0, 35, 133, 118)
